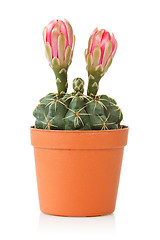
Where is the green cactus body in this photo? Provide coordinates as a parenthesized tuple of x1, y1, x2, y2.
(85, 95, 122, 130)
(33, 80, 123, 131)
(64, 96, 91, 130)
(33, 93, 71, 130)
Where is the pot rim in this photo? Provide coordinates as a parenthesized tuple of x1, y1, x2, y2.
(30, 125, 129, 133)
(30, 125, 129, 149)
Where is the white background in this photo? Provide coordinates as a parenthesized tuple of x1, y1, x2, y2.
(0, 0, 160, 239)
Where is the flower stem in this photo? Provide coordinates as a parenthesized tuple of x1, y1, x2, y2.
(53, 68, 68, 95)
(87, 74, 101, 97)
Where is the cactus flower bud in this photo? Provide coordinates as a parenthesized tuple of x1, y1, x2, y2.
(85, 28, 117, 96)
(43, 19, 75, 95)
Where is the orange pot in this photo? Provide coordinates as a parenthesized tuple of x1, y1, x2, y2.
(30, 126, 129, 217)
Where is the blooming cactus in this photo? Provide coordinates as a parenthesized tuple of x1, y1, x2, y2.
(85, 28, 117, 96)
(43, 19, 75, 94)
(33, 20, 124, 131)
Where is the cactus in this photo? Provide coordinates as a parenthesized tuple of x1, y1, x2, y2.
(33, 79, 123, 130)
(33, 19, 123, 130)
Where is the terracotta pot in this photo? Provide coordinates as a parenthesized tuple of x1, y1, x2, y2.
(30, 126, 129, 217)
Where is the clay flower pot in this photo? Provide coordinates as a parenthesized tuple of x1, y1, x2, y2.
(30, 126, 129, 217)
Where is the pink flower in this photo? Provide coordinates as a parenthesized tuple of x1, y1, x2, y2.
(85, 28, 117, 70)
(43, 19, 75, 66)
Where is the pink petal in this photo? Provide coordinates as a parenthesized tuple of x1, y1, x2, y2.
(64, 19, 73, 48)
(92, 27, 98, 36)
(51, 30, 58, 58)
(100, 31, 111, 50)
(58, 20, 69, 48)
(46, 19, 58, 45)
(110, 33, 116, 55)
(99, 31, 111, 64)
(90, 28, 99, 54)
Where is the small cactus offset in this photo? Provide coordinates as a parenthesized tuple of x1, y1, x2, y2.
(33, 19, 123, 130)
(72, 78, 84, 95)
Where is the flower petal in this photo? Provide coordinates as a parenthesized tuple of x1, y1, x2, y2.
(43, 26, 47, 43)
(84, 49, 88, 61)
(88, 35, 94, 54)
(71, 35, 75, 58)
(87, 53, 93, 71)
(46, 19, 58, 45)
(93, 45, 101, 66)
(45, 42, 52, 64)
(64, 19, 73, 47)
(65, 46, 72, 66)
(51, 23, 60, 58)
(112, 39, 118, 57)
(58, 20, 69, 48)
(100, 31, 111, 63)
(92, 27, 98, 36)
(90, 30, 103, 54)
(58, 33, 66, 62)
(102, 40, 112, 67)
(89, 28, 100, 53)
(103, 56, 113, 73)
(110, 33, 116, 54)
